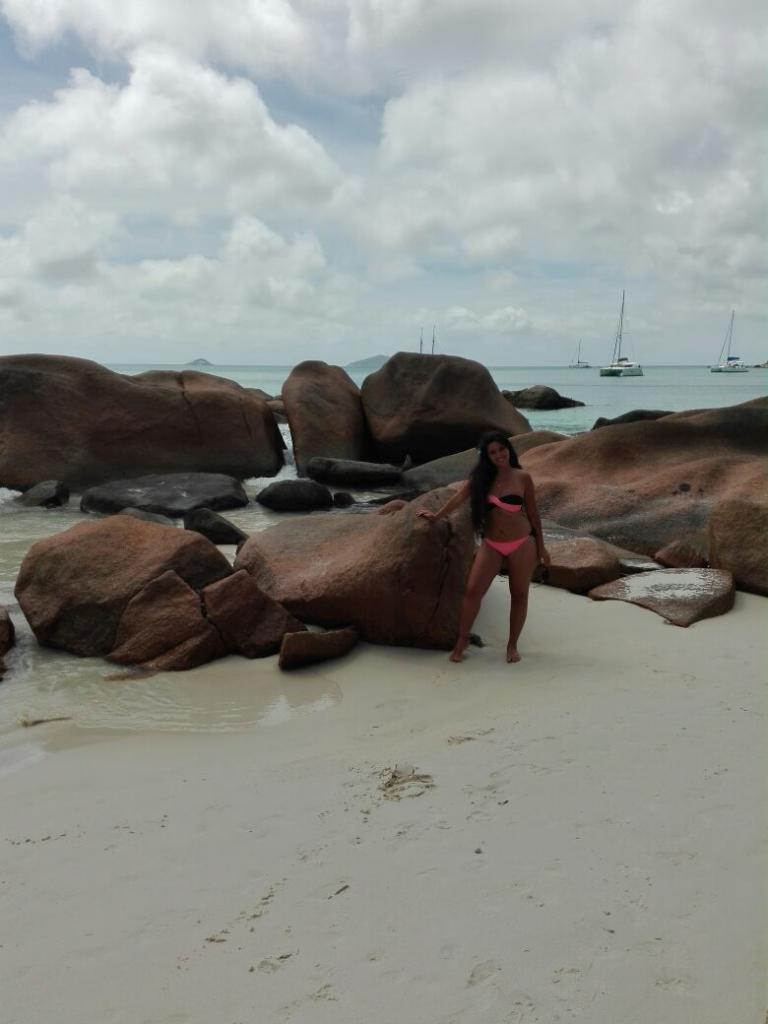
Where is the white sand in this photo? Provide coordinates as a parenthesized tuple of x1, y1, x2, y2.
(1, 582, 766, 1024)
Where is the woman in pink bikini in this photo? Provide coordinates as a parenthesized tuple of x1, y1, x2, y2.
(417, 431, 550, 663)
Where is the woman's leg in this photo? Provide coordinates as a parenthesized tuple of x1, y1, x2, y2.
(451, 543, 503, 661)
(505, 538, 538, 662)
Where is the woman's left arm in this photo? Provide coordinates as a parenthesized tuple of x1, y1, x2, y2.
(524, 473, 550, 565)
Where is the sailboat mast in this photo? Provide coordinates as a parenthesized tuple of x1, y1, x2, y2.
(613, 290, 625, 362)
(726, 310, 735, 359)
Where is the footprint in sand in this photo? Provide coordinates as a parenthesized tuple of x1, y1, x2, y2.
(467, 960, 502, 986)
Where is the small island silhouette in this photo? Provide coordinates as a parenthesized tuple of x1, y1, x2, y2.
(186, 358, 213, 366)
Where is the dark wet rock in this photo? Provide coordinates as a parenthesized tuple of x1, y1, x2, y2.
(306, 456, 402, 487)
(502, 385, 584, 410)
(256, 479, 333, 512)
(332, 491, 355, 508)
(0, 606, 14, 679)
(592, 409, 673, 429)
(282, 361, 372, 475)
(15, 516, 232, 657)
(235, 485, 474, 649)
(202, 570, 306, 658)
(0, 354, 283, 489)
(588, 568, 735, 626)
(15, 480, 70, 508)
(81, 473, 249, 518)
(279, 626, 358, 670)
(361, 352, 530, 465)
(183, 508, 248, 545)
(654, 539, 709, 569)
(709, 497, 768, 595)
(118, 507, 176, 527)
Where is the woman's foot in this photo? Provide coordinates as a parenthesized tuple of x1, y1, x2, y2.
(449, 637, 469, 662)
(506, 643, 521, 663)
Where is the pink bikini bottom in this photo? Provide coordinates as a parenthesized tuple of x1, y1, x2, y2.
(483, 535, 532, 558)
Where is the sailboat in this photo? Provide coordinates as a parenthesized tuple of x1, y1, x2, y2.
(569, 339, 590, 368)
(710, 310, 748, 372)
(599, 291, 643, 377)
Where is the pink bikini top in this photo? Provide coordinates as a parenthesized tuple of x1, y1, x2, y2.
(487, 493, 525, 513)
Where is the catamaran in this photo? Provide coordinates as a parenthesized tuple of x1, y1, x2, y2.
(569, 340, 590, 368)
(710, 310, 748, 373)
(599, 291, 643, 377)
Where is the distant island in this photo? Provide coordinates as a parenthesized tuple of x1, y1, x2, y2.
(345, 354, 389, 371)
(187, 358, 213, 366)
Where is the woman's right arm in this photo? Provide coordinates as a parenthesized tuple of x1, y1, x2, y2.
(416, 481, 470, 522)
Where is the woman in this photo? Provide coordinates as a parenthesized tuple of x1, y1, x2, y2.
(417, 431, 550, 663)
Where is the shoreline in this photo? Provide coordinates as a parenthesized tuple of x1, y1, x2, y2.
(2, 582, 765, 1023)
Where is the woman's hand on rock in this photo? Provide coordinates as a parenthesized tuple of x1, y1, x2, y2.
(539, 549, 551, 566)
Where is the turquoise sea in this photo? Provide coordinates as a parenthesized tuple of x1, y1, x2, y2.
(109, 362, 767, 435)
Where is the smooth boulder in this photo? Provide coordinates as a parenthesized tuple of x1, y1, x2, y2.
(544, 537, 626, 593)
(709, 498, 768, 595)
(0, 355, 283, 490)
(588, 568, 735, 626)
(81, 473, 249, 518)
(279, 627, 359, 670)
(502, 385, 584, 410)
(592, 409, 673, 430)
(361, 353, 531, 465)
(256, 480, 333, 512)
(521, 399, 768, 585)
(15, 481, 69, 508)
(201, 571, 306, 657)
(282, 361, 372, 475)
(107, 570, 227, 670)
(15, 516, 232, 657)
(183, 508, 248, 545)
(235, 485, 475, 648)
(306, 456, 402, 487)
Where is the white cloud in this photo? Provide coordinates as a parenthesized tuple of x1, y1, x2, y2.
(0, 0, 765, 362)
(1, 45, 343, 219)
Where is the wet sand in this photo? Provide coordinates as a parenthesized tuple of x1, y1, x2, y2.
(1, 582, 765, 1024)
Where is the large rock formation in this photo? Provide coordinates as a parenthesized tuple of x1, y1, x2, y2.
(14, 516, 302, 669)
(234, 486, 475, 648)
(282, 361, 371, 476)
(361, 353, 531, 464)
(15, 516, 231, 656)
(0, 355, 283, 490)
(520, 398, 768, 591)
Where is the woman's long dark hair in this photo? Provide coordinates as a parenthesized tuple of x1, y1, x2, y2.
(469, 431, 521, 535)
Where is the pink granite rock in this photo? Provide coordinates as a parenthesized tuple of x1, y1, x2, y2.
(588, 568, 735, 626)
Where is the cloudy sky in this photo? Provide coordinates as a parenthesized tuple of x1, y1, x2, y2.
(0, 0, 764, 367)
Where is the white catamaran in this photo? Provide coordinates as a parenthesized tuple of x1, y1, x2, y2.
(710, 310, 748, 373)
(569, 340, 590, 368)
(599, 290, 643, 377)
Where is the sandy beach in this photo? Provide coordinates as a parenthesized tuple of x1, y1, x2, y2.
(1, 581, 765, 1024)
